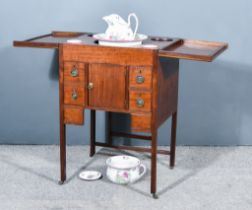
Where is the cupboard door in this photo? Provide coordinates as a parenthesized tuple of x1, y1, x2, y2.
(88, 63, 127, 110)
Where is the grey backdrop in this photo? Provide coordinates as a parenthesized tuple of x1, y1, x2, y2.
(0, 0, 251, 145)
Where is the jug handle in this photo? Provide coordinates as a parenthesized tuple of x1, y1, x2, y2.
(128, 13, 139, 39)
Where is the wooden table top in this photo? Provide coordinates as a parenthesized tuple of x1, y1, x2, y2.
(14, 31, 228, 62)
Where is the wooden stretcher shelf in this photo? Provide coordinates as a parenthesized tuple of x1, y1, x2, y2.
(13, 31, 228, 62)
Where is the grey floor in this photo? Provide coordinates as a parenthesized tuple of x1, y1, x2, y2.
(0, 145, 252, 210)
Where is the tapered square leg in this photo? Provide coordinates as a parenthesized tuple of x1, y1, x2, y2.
(151, 129, 158, 198)
(107, 112, 113, 146)
(170, 112, 177, 168)
(59, 123, 66, 184)
(90, 110, 96, 157)
(59, 47, 66, 185)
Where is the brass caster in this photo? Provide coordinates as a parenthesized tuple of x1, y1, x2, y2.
(152, 193, 158, 199)
(58, 180, 65, 185)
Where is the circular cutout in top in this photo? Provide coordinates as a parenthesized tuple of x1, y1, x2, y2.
(93, 40, 99, 44)
(86, 33, 93, 37)
(151, 37, 173, 42)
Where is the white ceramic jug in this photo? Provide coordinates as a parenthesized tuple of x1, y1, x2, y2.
(103, 13, 139, 40)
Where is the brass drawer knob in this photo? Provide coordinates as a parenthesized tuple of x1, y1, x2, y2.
(71, 90, 78, 100)
(136, 75, 145, 84)
(88, 82, 94, 90)
(136, 98, 145, 108)
(70, 68, 79, 77)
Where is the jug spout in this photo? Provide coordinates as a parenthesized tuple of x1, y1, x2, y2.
(102, 15, 111, 25)
(103, 14, 128, 26)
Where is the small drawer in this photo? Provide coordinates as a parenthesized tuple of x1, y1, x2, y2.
(64, 85, 85, 105)
(64, 106, 84, 125)
(131, 113, 151, 133)
(129, 66, 152, 89)
(129, 91, 151, 112)
(64, 62, 85, 82)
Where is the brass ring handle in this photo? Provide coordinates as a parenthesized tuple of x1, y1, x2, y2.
(70, 68, 79, 77)
(71, 90, 78, 100)
(136, 98, 144, 108)
(136, 75, 145, 84)
(88, 82, 94, 90)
